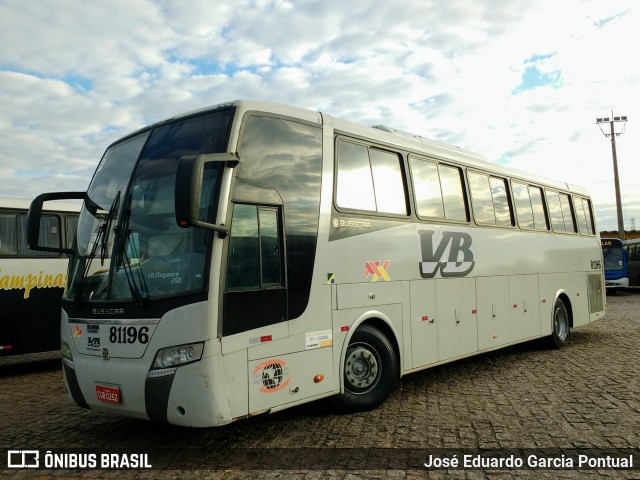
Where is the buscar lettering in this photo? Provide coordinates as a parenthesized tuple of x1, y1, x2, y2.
(92, 308, 125, 315)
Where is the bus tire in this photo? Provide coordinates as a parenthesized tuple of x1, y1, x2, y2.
(548, 297, 570, 349)
(331, 324, 398, 412)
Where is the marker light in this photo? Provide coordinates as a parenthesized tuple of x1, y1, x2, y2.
(151, 342, 204, 369)
(61, 340, 73, 361)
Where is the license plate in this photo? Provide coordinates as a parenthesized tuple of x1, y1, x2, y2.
(96, 385, 121, 404)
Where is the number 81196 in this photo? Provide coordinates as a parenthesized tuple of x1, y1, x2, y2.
(109, 326, 150, 344)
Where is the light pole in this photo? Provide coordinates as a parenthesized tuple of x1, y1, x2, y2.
(596, 113, 627, 240)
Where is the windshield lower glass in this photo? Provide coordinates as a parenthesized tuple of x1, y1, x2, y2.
(602, 246, 624, 272)
(67, 109, 233, 303)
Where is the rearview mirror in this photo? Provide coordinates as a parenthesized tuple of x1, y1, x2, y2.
(175, 152, 239, 235)
(28, 191, 85, 254)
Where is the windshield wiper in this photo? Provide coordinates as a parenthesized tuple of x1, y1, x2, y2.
(112, 195, 147, 306)
(74, 192, 120, 305)
(100, 192, 120, 265)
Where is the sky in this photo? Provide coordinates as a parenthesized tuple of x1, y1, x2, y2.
(0, 0, 638, 232)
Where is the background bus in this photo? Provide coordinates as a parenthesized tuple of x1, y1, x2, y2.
(601, 238, 629, 291)
(623, 238, 640, 287)
(1, 198, 79, 357)
(28, 100, 605, 427)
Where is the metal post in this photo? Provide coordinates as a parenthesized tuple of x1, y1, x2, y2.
(609, 120, 625, 241)
(596, 113, 627, 241)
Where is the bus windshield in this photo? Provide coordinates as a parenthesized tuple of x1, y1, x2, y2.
(602, 240, 625, 272)
(67, 109, 233, 303)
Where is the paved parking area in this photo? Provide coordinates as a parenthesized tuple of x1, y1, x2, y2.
(1, 291, 639, 479)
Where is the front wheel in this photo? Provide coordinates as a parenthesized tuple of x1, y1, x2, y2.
(548, 297, 570, 348)
(331, 324, 398, 412)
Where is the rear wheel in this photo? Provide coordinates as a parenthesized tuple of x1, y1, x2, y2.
(331, 324, 398, 412)
(548, 297, 570, 348)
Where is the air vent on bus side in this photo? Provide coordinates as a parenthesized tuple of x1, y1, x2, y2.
(371, 125, 426, 142)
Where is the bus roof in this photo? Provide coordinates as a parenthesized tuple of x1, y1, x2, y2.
(131, 99, 590, 197)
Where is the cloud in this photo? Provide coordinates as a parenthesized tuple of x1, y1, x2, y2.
(0, 0, 638, 230)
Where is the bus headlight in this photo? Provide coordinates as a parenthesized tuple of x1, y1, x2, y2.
(151, 342, 204, 369)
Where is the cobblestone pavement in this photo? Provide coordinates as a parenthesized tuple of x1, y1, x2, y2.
(1, 291, 639, 479)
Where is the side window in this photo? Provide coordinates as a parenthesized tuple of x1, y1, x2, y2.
(546, 191, 576, 233)
(410, 156, 467, 222)
(0, 213, 18, 255)
(512, 182, 548, 230)
(576, 197, 595, 235)
(18, 214, 60, 257)
(238, 115, 322, 320)
(226, 204, 283, 291)
(529, 186, 548, 230)
(559, 193, 576, 233)
(410, 159, 442, 217)
(259, 208, 282, 286)
(546, 191, 563, 231)
(468, 172, 494, 224)
(336, 140, 407, 215)
(439, 165, 467, 221)
(336, 142, 375, 211)
(66, 215, 79, 248)
(512, 182, 534, 229)
(546, 191, 565, 231)
(490, 177, 511, 225)
(369, 149, 407, 214)
(469, 171, 512, 226)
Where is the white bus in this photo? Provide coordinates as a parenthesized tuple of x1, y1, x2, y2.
(28, 100, 605, 427)
(1, 197, 79, 357)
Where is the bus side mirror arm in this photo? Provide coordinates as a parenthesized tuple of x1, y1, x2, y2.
(175, 153, 239, 234)
(28, 191, 86, 254)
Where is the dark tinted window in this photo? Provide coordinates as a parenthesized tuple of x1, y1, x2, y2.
(226, 204, 260, 290)
(0, 213, 61, 257)
(0, 213, 17, 255)
(238, 116, 322, 319)
(226, 204, 283, 291)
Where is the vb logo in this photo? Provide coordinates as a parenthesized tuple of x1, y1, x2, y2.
(418, 230, 475, 278)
